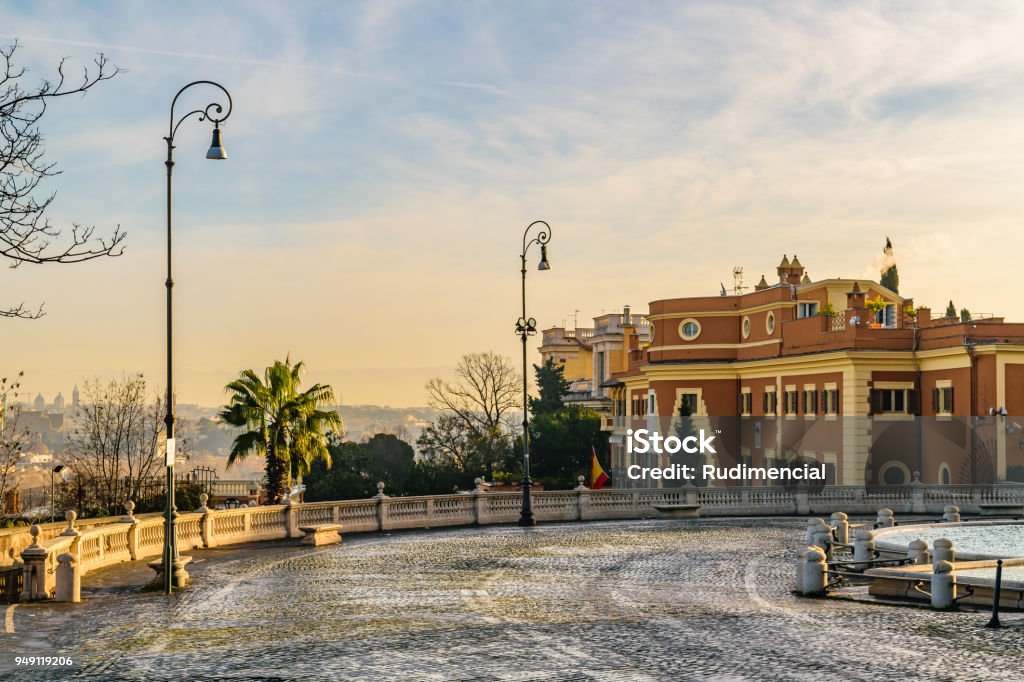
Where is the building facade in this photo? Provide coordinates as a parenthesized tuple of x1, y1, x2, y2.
(602, 256, 1024, 487)
(539, 306, 651, 414)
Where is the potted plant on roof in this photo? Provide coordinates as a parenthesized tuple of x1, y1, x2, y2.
(903, 304, 918, 327)
(865, 295, 887, 328)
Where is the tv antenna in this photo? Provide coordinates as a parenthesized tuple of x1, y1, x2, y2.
(732, 266, 746, 295)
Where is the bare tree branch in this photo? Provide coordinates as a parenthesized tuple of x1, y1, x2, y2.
(1, 41, 124, 317)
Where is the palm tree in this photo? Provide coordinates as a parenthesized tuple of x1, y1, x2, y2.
(219, 358, 343, 503)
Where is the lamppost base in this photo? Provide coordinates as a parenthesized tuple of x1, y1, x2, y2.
(147, 556, 192, 590)
(518, 513, 536, 527)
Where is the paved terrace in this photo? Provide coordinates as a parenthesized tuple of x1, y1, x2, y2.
(4, 518, 1024, 681)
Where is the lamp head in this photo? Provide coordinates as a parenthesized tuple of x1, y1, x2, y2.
(206, 124, 228, 160)
(52, 464, 65, 474)
(538, 244, 551, 271)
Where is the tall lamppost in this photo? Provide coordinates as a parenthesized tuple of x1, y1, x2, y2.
(162, 81, 232, 594)
(516, 220, 551, 527)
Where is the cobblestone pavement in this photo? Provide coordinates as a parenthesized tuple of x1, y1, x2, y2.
(4, 517, 1024, 681)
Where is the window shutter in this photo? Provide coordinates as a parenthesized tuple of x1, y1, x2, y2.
(832, 389, 840, 414)
(907, 389, 921, 416)
(946, 387, 954, 413)
(763, 392, 768, 413)
(869, 389, 882, 415)
(932, 388, 939, 413)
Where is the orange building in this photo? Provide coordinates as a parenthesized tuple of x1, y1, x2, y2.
(602, 256, 1024, 487)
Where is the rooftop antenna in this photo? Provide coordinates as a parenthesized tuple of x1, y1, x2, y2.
(720, 283, 727, 297)
(574, 309, 580, 330)
(732, 266, 746, 295)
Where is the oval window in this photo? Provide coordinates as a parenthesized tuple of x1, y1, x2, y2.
(882, 466, 906, 485)
(766, 312, 776, 335)
(742, 316, 751, 339)
(679, 319, 701, 341)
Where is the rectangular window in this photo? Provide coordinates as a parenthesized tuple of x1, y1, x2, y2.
(798, 302, 819, 319)
(740, 391, 752, 415)
(802, 390, 818, 415)
(783, 390, 799, 415)
(763, 390, 777, 415)
(870, 388, 920, 415)
(932, 387, 955, 414)
(822, 389, 840, 415)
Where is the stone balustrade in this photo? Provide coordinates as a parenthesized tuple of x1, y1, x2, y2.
(11, 482, 1024, 602)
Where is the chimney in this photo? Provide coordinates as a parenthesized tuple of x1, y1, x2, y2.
(623, 304, 631, 326)
(754, 274, 769, 291)
(777, 255, 790, 283)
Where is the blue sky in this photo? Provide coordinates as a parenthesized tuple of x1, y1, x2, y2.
(4, 1, 1024, 406)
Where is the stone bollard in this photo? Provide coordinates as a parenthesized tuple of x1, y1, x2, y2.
(55, 552, 80, 603)
(931, 560, 956, 609)
(120, 500, 136, 523)
(20, 525, 49, 601)
(60, 509, 79, 537)
(852, 527, 876, 571)
(812, 525, 834, 560)
(908, 538, 930, 565)
(805, 517, 829, 544)
(796, 546, 828, 595)
(574, 475, 588, 491)
(943, 505, 961, 523)
(875, 508, 895, 528)
(374, 482, 387, 499)
(933, 538, 955, 565)
(830, 512, 849, 544)
(196, 493, 209, 514)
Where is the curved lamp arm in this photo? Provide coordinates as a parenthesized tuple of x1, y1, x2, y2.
(168, 80, 233, 142)
(521, 220, 552, 258)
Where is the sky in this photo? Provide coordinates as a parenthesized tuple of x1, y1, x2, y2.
(4, 1, 1024, 408)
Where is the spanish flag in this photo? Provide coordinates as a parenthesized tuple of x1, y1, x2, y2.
(590, 446, 610, 489)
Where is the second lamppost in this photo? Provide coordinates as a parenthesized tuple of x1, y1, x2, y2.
(162, 81, 232, 594)
(516, 220, 551, 527)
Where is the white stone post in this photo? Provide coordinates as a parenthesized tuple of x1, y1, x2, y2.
(19, 526, 49, 601)
(285, 497, 301, 539)
(805, 518, 829, 545)
(120, 500, 136, 523)
(932, 538, 955, 565)
(54, 552, 80, 603)
(931, 560, 956, 609)
(684, 482, 698, 506)
(796, 546, 828, 595)
(911, 473, 926, 514)
(852, 527, 876, 571)
(794, 489, 811, 515)
(374, 482, 389, 531)
(875, 508, 895, 528)
(943, 505, 961, 523)
(812, 525, 833, 560)
(907, 538, 930, 565)
(830, 512, 849, 544)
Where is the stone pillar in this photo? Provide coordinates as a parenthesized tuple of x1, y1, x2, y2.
(805, 518, 829, 544)
(830, 512, 849, 544)
(794, 489, 810, 515)
(811, 525, 833, 560)
(852, 527, 876, 571)
(907, 538, 930, 565)
(54, 552, 80, 603)
(374, 482, 389, 531)
(196, 493, 214, 548)
(932, 538, 955, 564)
(875, 508, 895, 528)
(796, 546, 828, 595)
(943, 505, 960, 523)
(19, 526, 49, 601)
(285, 497, 301, 538)
(574, 476, 588, 521)
(684, 482, 697, 506)
(910, 472, 926, 513)
(931, 560, 956, 609)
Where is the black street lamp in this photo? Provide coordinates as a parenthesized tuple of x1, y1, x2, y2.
(50, 464, 65, 523)
(516, 220, 552, 527)
(162, 81, 232, 594)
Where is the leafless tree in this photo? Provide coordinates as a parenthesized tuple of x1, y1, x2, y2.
(1, 41, 124, 319)
(0, 371, 28, 511)
(64, 375, 170, 513)
(423, 352, 521, 477)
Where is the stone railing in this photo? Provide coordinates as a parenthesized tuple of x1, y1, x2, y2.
(14, 482, 1024, 602)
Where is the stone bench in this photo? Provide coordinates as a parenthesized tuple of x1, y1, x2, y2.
(653, 504, 701, 519)
(977, 503, 1024, 517)
(299, 524, 343, 547)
